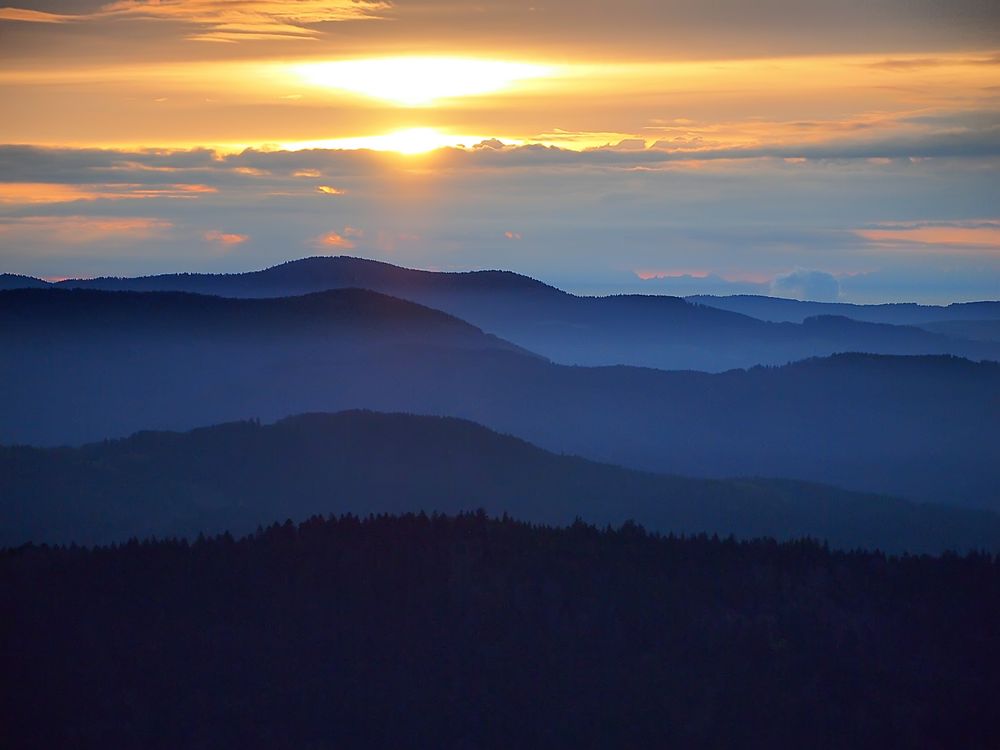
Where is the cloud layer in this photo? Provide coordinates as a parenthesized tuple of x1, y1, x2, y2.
(0, 143, 997, 302)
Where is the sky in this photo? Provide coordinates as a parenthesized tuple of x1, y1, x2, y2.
(1, 0, 998, 302)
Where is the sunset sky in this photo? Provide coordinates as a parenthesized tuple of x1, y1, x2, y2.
(1, 0, 998, 301)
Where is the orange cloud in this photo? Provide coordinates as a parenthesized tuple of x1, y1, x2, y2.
(0, 8, 74, 22)
(203, 230, 248, 246)
(0, 216, 172, 244)
(634, 269, 711, 280)
(0, 182, 216, 204)
(316, 185, 346, 196)
(316, 232, 355, 249)
(504, 231, 522, 240)
(856, 223, 1000, 251)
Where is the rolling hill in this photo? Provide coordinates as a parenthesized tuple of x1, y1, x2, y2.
(7, 257, 998, 371)
(3, 410, 997, 552)
(2, 287, 997, 509)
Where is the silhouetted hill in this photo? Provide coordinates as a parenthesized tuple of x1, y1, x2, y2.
(5, 257, 996, 370)
(919, 318, 1000, 343)
(0, 286, 528, 351)
(3, 513, 998, 748)
(0, 273, 49, 290)
(2, 287, 997, 508)
(4, 410, 996, 552)
(688, 293, 1000, 325)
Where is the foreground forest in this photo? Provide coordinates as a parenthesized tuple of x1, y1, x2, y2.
(3, 513, 998, 749)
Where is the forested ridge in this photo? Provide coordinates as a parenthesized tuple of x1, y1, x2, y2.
(3, 512, 998, 749)
(4, 410, 998, 552)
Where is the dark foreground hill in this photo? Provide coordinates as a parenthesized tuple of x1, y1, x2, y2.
(2, 513, 998, 749)
(4, 411, 997, 553)
(2, 288, 998, 509)
(8, 256, 998, 370)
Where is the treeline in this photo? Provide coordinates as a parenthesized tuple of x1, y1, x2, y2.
(3, 512, 999, 748)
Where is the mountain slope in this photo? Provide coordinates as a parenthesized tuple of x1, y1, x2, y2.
(2, 410, 997, 553)
(918, 319, 1000, 343)
(0, 286, 527, 348)
(688, 293, 1000, 325)
(6, 257, 996, 370)
(0, 273, 50, 290)
(2, 287, 997, 508)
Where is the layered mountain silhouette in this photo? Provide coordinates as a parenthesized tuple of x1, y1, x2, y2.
(3, 410, 997, 552)
(3, 286, 997, 508)
(7, 257, 998, 370)
(688, 293, 1000, 326)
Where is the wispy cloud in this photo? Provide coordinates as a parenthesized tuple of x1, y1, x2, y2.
(0, 1, 390, 42)
(0, 215, 172, 244)
(863, 54, 1000, 70)
(0, 7, 75, 22)
(0, 182, 216, 204)
(313, 230, 355, 249)
(203, 229, 248, 246)
(856, 221, 1000, 252)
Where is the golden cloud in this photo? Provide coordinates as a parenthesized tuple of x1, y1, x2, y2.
(315, 231, 355, 249)
(0, 183, 216, 204)
(203, 229, 249, 246)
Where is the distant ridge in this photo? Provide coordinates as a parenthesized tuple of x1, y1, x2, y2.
(54, 255, 559, 297)
(4, 409, 997, 553)
(4, 256, 998, 370)
(687, 293, 1000, 326)
(1, 284, 997, 508)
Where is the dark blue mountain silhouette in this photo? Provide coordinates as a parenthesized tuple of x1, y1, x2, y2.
(688, 293, 1000, 325)
(918, 318, 1000, 343)
(0, 272, 49, 290)
(6, 257, 997, 370)
(2, 287, 997, 508)
(3, 410, 996, 552)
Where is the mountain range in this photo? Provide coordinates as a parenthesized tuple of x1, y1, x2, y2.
(3, 286, 997, 510)
(4, 257, 998, 371)
(688, 293, 1000, 327)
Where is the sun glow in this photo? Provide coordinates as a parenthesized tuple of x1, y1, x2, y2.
(292, 57, 555, 105)
(280, 128, 516, 155)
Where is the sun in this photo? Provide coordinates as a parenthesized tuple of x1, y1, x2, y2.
(292, 57, 554, 106)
